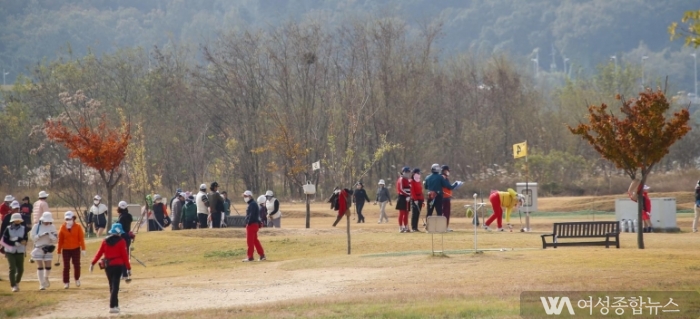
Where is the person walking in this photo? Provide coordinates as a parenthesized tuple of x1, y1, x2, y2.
(242, 191, 265, 262)
(32, 191, 49, 227)
(1, 200, 21, 238)
(56, 211, 86, 289)
(2, 213, 29, 292)
(410, 168, 425, 232)
(353, 183, 370, 223)
(1, 195, 13, 221)
(170, 193, 184, 231)
(89, 195, 109, 237)
(396, 167, 412, 233)
(196, 184, 209, 228)
(31, 212, 57, 290)
(90, 223, 131, 314)
(374, 180, 391, 223)
(116, 201, 133, 281)
(208, 182, 225, 228)
(484, 188, 521, 232)
(642, 185, 653, 233)
(19, 197, 32, 230)
(180, 195, 198, 230)
(264, 191, 281, 228)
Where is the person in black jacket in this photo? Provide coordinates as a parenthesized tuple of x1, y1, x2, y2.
(694, 180, 700, 232)
(116, 201, 133, 281)
(353, 183, 370, 223)
(208, 182, 225, 228)
(242, 191, 265, 262)
(20, 197, 32, 231)
(150, 195, 167, 231)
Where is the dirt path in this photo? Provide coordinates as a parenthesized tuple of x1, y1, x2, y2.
(34, 263, 384, 319)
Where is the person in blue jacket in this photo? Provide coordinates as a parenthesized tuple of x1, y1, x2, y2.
(423, 163, 462, 219)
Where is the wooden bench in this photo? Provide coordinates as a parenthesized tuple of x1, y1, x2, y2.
(541, 221, 620, 249)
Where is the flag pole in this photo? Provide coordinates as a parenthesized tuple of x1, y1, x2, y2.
(525, 140, 530, 232)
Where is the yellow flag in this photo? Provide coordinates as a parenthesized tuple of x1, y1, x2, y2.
(513, 141, 527, 159)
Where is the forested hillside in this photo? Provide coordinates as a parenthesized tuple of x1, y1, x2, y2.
(0, 1, 698, 207)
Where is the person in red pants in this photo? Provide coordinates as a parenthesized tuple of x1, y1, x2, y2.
(56, 211, 86, 289)
(242, 190, 265, 262)
(642, 185, 653, 233)
(484, 188, 520, 232)
(395, 167, 412, 233)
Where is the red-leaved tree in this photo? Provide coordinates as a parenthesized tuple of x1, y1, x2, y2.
(569, 88, 690, 249)
(45, 91, 131, 229)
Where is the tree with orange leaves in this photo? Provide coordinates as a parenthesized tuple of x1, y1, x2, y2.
(569, 88, 690, 249)
(45, 91, 131, 229)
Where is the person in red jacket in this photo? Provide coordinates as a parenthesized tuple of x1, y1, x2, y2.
(396, 167, 412, 233)
(409, 168, 425, 232)
(1, 195, 14, 220)
(331, 188, 353, 227)
(90, 223, 131, 314)
(642, 185, 653, 233)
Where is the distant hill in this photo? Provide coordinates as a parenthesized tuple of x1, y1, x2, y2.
(0, 0, 695, 88)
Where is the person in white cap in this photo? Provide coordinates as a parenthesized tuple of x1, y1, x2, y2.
(264, 190, 281, 228)
(196, 184, 209, 228)
(1, 200, 22, 239)
(150, 194, 169, 231)
(1, 194, 14, 221)
(56, 211, 86, 289)
(242, 190, 265, 262)
(2, 213, 29, 292)
(32, 191, 49, 226)
(89, 195, 109, 237)
(374, 180, 391, 223)
(31, 212, 57, 290)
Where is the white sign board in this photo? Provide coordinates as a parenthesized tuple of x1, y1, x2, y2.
(614, 198, 679, 232)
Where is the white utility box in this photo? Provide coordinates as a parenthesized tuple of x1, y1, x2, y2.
(516, 182, 538, 212)
(614, 198, 679, 232)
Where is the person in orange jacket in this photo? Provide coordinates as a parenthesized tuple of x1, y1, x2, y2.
(56, 211, 86, 289)
(441, 165, 454, 232)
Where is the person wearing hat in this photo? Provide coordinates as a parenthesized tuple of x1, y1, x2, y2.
(374, 179, 391, 224)
(116, 201, 133, 280)
(207, 182, 225, 228)
(196, 184, 209, 228)
(32, 191, 50, 226)
(90, 223, 131, 314)
(169, 188, 183, 208)
(170, 193, 185, 231)
(2, 213, 29, 292)
(31, 212, 58, 290)
(242, 191, 265, 262)
(424, 164, 462, 223)
(409, 168, 425, 232)
(180, 195, 198, 229)
(1, 195, 14, 221)
(352, 183, 370, 224)
(484, 188, 521, 232)
(149, 194, 169, 231)
(441, 165, 454, 232)
(1, 200, 22, 240)
(642, 185, 653, 233)
(56, 211, 86, 289)
(89, 195, 109, 237)
(257, 195, 268, 227)
(264, 190, 282, 228)
(396, 167, 412, 233)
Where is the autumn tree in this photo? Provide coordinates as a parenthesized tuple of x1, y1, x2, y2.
(45, 91, 131, 228)
(669, 9, 700, 47)
(569, 88, 690, 249)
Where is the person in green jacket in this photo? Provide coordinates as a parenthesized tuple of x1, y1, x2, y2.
(179, 195, 198, 230)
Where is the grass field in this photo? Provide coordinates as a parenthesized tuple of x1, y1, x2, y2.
(1, 194, 699, 318)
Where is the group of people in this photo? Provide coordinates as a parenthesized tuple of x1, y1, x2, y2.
(143, 182, 282, 232)
(1, 190, 133, 314)
(332, 163, 532, 233)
